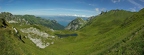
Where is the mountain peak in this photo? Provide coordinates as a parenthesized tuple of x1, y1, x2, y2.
(65, 17, 86, 30)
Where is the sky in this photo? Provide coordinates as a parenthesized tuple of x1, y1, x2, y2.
(0, 0, 144, 17)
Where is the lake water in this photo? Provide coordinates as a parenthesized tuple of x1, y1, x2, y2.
(55, 33, 78, 38)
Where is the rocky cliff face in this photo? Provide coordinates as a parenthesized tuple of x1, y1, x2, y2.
(65, 17, 86, 30)
(0, 12, 30, 25)
(20, 27, 55, 48)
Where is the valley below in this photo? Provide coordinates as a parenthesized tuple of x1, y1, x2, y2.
(0, 8, 144, 55)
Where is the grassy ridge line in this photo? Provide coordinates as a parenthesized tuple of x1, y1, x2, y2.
(100, 8, 144, 55)
(15, 15, 64, 30)
(45, 9, 143, 55)
(0, 9, 144, 55)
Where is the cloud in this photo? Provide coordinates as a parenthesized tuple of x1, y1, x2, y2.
(88, 4, 96, 6)
(140, 0, 144, 2)
(128, 0, 143, 9)
(58, 14, 91, 17)
(95, 8, 99, 12)
(60, 8, 94, 12)
(25, 8, 94, 13)
(129, 7, 136, 12)
(25, 9, 56, 12)
(77, 1, 97, 6)
(111, 0, 121, 3)
(95, 8, 106, 12)
(11, 8, 95, 17)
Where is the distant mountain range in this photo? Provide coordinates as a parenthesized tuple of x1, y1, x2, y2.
(38, 15, 88, 26)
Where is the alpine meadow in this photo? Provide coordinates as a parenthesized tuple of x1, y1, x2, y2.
(0, 0, 144, 55)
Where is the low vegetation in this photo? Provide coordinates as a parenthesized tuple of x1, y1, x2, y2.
(0, 8, 144, 55)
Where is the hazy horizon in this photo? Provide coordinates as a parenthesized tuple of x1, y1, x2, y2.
(0, 0, 144, 17)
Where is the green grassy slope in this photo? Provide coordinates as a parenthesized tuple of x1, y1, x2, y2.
(45, 9, 144, 55)
(15, 15, 64, 30)
(0, 22, 56, 55)
(81, 10, 135, 34)
(0, 12, 64, 30)
(0, 9, 144, 55)
(0, 13, 56, 55)
(103, 8, 144, 55)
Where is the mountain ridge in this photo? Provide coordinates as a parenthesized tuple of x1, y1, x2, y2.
(65, 17, 87, 30)
(0, 9, 144, 55)
(0, 12, 64, 30)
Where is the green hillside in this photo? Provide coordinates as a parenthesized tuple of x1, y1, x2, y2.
(15, 15, 64, 30)
(0, 12, 64, 30)
(47, 9, 144, 55)
(0, 9, 144, 55)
